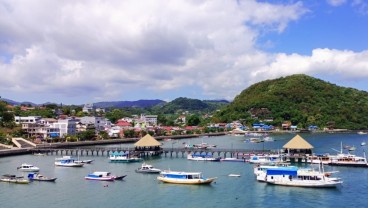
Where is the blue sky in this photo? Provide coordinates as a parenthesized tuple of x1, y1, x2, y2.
(0, 0, 368, 104)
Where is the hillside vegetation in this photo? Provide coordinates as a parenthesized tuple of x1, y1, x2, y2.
(215, 74, 368, 129)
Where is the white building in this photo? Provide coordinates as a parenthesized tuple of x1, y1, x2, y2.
(53, 119, 77, 137)
(140, 114, 158, 127)
(15, 116, 41, 124)
(79, 116, 111, 132)
(82, 103, 94, 113)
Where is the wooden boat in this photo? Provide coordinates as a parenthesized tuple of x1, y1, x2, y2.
(28, 173, 57, 182)
(0, 174, 30, 184)
(135, 163, 161, 174)
(157, 170, 216, 185)
(17, 163, 40, 172)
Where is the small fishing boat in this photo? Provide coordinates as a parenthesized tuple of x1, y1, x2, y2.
(157, 170, 216, 185)
(361, 141, 366, 146)
(0, 174, 30, 184)
(357, 131, 367, 135)
(135, 163, 161, 174)
(85, 172, 118, 181)
(28, 173, 57, 182)
(33, 153, 46, 156)
(348, 146, 356, 151)
(55, 156, 84, 167)
(17, 163, 40, 172)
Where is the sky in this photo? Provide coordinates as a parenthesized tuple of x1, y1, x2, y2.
(0, 0, 368, 105)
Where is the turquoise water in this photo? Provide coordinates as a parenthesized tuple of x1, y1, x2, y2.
(1, 133, 368, 208)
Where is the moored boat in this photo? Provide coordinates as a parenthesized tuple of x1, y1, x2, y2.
(85, 172, 118, 181)
(17, 163, 40, 172)
(28, 172, 57, 182)
(109, 152, 143, 163)
(0, 174, 30, 184)
(220, 157, 246, 162)
(187, 153, 221, 161)
(55, 156, 84, 167)
(264, 167, 343, 188)
(249, 154, 283, 164)
(135, 163, 161, 174)
(329, 153, 368, 167)
(157, 170, 216, 185)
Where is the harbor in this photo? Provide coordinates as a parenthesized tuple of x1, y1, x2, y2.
(1, 133, 368, 208)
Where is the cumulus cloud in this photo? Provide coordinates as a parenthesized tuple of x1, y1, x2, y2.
(0, 0, 367, 103)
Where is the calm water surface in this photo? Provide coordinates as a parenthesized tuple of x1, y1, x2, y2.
(1, 133, 368, 208)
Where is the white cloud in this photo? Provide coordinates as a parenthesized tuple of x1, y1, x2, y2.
(1, 0, 367, 103)
(326, 0, 347, 7)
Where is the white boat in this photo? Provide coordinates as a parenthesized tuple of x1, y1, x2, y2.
(27, 173, 57, 182)
(187, 153, 221, 161)
(357, 131, 367, 135)
(263, 137, 274, 142)
(361, 141, 366, 146)
(193, 142, 217, 149)
(33, 153, 46, 156)
(307, 154, 337, 165)
(85, 172, 117, 181)
(75, 159, 94, 164)
(17, 163, 40, 172)
(220, 157, 245, 162)
(109, 152, 143, 163)
(55, 156, 84, 167)
(249, 154, 283, 164)
(264, 166, 343, 188)
(329, 153, 368, 167)
(254, 163, 297, 182)
(135, 163, 161, 174)
(157, 170, 216, 185)
(228, 174, 241, 177)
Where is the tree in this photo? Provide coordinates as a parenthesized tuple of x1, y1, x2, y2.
(187, 114, 201, 126)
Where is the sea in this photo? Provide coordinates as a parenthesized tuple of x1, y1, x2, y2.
(1, 133, 368, 208)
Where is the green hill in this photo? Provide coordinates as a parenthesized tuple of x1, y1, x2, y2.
(215, 74, 368, 129)
(152, 97, 229, 114)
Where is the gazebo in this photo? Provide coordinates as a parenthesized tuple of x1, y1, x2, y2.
(283, 134, 313, 155)
(134, 134, 162, 152)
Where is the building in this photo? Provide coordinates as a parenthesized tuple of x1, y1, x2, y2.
(14, 116, 41, 124)
(79, 116, 111, 132)
(140, 114, 158, 127)
(82, 103, 94, 113)
(53, 118, 77, 137)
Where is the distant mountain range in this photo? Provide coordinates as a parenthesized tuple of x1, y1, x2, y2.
(0, 97, 229, 110)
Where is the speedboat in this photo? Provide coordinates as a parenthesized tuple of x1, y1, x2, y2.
(187, 153, 221, 161)
(55, 156, 84, 167)
(109, 152, 143, 163)
(28, 173, 57, 182)
(0, 174, 30, 184)
(135, 163, 161, 174)
(361, 141, 366, 146)
(85, 172, 117, 181)
(17, 163, 40, 172)
(74, 159, 94, 164)
(157, 170, 216, 185)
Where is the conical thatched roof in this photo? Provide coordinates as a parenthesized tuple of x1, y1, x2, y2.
(134, 134, 162, 147)
(283, 134, 313, 149)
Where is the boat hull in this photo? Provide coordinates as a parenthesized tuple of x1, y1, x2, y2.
(328, 162, 368, 167)
(267, 180, 342, 188)
(157, 176, 216, 185)
(85, 177, 115, 181)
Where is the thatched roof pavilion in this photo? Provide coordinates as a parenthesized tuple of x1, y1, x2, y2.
(134, 134, 162, 147)
(283, 134, 313, 155)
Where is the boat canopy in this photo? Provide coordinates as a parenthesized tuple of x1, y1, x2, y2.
(110, 151, 128, 156)
(266, 168, 298, 176)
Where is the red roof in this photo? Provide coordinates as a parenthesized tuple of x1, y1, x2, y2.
(116, 120, 132, 127)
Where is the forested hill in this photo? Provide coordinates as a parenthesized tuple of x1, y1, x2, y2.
(152, 97, 229, 114)
(215, 74, 368, 129)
